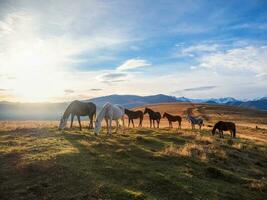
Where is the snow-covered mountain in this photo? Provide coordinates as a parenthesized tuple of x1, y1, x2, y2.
(175, 96, 239, 104)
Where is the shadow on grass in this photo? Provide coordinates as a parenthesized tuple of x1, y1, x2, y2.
(0, 127, 267, 200)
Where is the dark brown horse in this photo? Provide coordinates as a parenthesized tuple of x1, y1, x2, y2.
(163, 112, 182, 129)
(212, 121, 236, 138)
(144, 107, 161, 128)
(125, 108, 144, 127)
(59, 100, 96, 130)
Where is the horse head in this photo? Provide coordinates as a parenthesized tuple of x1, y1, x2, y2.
(211, 123, 217, 136)
(186, 115, 191, 123)
(94, 118, 101, 135)
(163, 112, 167, 118)
(58, 116, 67, 130)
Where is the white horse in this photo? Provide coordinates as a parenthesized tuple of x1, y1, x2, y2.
(94, 103, 125, 135)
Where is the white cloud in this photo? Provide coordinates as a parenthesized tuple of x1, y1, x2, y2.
(198, 46, 267, 75)
(116, 59, 151, 71)
(182, 43, 219, 54)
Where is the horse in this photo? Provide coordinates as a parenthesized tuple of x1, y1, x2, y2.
(163, 112, 182, 129)
(187, 115, 204, 130)
(125, 108, 144, 128)
(212, 121, 236, 138)
(144, 107, 161, 128)
(59, 100, 96, 130)
(94, 103, 125, 135)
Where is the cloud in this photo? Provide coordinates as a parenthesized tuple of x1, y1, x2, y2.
(90, 88, 102, 91)
(116, 59, 151, 71)
(0, 88, 7, 91)
(98, 72, 128, 83)
(198, 46, 267, 75)
(228, 23, 267, 30)
(64, 89, 74, 94)
(174, 42, 220, 58)
(182, 44, 219, 54)
(183, 85, 217, 91)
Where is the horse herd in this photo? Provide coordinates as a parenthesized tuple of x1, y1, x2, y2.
(59, 100, 236, 138)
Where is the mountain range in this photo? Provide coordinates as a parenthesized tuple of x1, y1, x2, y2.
(88, 94, 267, 110)
(0, 94, 266, 120)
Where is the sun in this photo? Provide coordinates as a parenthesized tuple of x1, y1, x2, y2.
(1, 44, 68, 102)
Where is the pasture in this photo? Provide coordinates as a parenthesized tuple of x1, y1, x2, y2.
(1, 103, 267, 199)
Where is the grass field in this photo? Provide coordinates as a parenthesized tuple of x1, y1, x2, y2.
(1, 103, 267, 200)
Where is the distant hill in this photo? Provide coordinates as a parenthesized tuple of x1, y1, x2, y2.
(88, 94, 177, 108)
(226, 98, 267, 110)
(175, 96, 267, 110)
(0, 94, 178, 120)
(0, 94, 266, 120)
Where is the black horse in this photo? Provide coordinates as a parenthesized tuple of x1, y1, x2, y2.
(125, 108, 144, 128)
(59, 100, 96, 130)
(163, 112, 182, 129)
(144, 107, 161, 128)
(212, 121, 236, 138)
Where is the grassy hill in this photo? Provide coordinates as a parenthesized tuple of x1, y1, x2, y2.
(0, 103, 267, 200)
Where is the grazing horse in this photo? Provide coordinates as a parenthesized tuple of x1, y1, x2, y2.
(212, 121, 236, 138)
(94, 103, 125, 135)
(59, 100, 96, 130)
(125, 108, 144, 128)
(163, 112, 182, 129)
(144, 107, 161, 128)
(187, 115, 204, 130)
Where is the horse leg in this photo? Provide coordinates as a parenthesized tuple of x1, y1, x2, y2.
(220, 130, 223, 138)
(157, 120, 160, 128)
(132, 119, 135, 128)
(105, 118, 108, 133)
(153, 120, 155, 128)
(115, 120, 119, 133)
(140, 116, 143, 127)
(128, 118, 130, 127)
(70, 114, 74, 128)
(77, 115, 82, 131)
(108, 118, 112, 135)
(150, 119, 152, 128)
(230, 130, 234, 138)
(88, 115, 92, 129)
(122, 116, 125, 134)
(170, 122, 173, 128)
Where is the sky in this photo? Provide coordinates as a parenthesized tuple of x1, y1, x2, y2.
(0, 0, 267, 102)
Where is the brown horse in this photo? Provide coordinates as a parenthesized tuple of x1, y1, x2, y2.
(59, 100, 96, 130)
(212, 121, 236, 138)
(163, 112, 182, 129)
(144, 107, 161, 128)
(125, 108, 144, 127)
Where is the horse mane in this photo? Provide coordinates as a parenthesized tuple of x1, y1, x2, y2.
(96, 103, 111, 122)
(63, 102, 73, 120)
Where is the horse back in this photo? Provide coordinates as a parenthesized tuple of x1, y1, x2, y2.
(70, 101, 96, 116)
